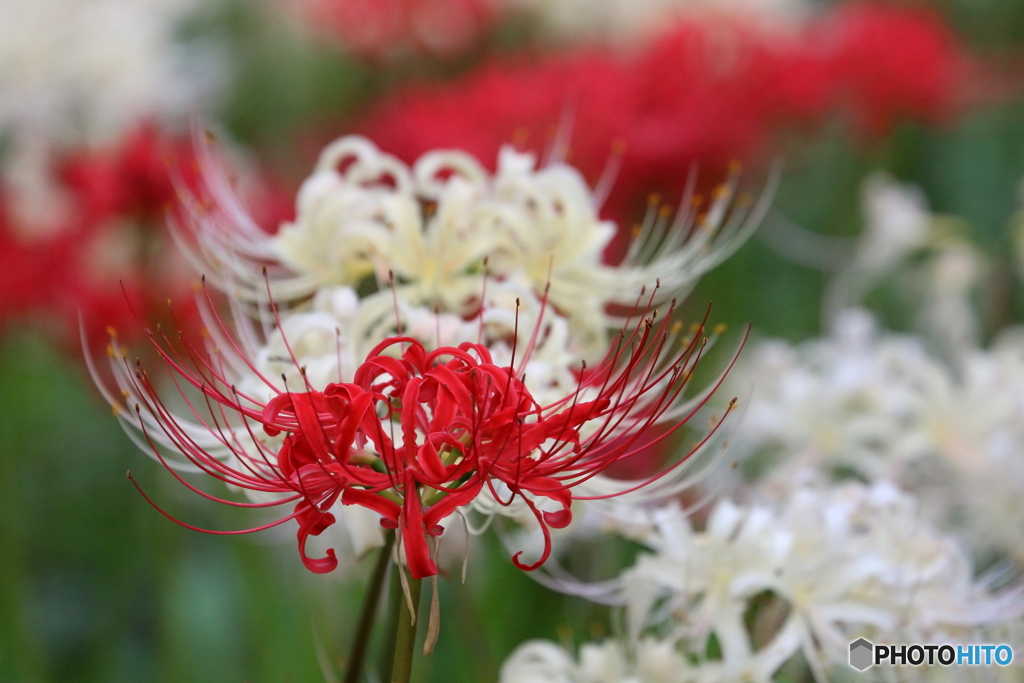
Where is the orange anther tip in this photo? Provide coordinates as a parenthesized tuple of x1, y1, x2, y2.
(713, 323, 728, 334)
(658, 205, 673, 217)
(648, 193, 662, 205)
(728, 160, 742, 174)
(106, 326, 117, 337)
(691, 194, 704, 207)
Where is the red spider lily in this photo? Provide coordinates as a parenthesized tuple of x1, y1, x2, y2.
(104, 283, 740, 579)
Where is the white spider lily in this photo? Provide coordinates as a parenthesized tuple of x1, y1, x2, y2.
(616, 482, 1023, 681)
(175, 134, 772, 360)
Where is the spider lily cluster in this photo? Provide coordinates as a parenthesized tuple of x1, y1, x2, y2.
(95, 134, 754, 582)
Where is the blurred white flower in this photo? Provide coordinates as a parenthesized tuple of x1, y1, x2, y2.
(615, 482, 1023, 681)
(730, 309, 1024, 561)
(0, 0, 223, 228)
(0, 0, 215, 143)
(500, 638, 697, 683)
(826, 173, 988, 362)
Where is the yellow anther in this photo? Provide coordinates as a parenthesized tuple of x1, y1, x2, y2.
(713, 323, 727, 334)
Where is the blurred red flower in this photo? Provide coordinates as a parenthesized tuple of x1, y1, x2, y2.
(356, 2, 974, 220)
(0, 125, 291, 352)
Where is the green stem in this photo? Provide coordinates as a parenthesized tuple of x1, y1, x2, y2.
(343, 531, 395, 683)
(390, 576, 423, 683)
(378, 562, 403, 683)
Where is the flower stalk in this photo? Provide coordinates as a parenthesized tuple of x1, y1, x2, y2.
(390, 576, 422, 683)
(343, 530, 395, 683)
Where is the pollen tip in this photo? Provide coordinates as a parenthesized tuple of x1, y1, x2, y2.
(712, 184, 727, 200)
(630, 224, 641, 238)
(165, 298, 172, 307)
(111, 404, 121, 416)
(648, 193, 661, 205)
(106, 344, 116, 357)
(126, 469, 133, 479)
(691, 194, 704, 207)
(728, 160, 742, 174)
(658, 204, 672, 218)
(671, 321, 683, 333)
(713, 323, 728, 334)
(106, 326, 118, 337)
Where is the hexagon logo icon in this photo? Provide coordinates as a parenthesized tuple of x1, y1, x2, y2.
(849, 638, 874, 671)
